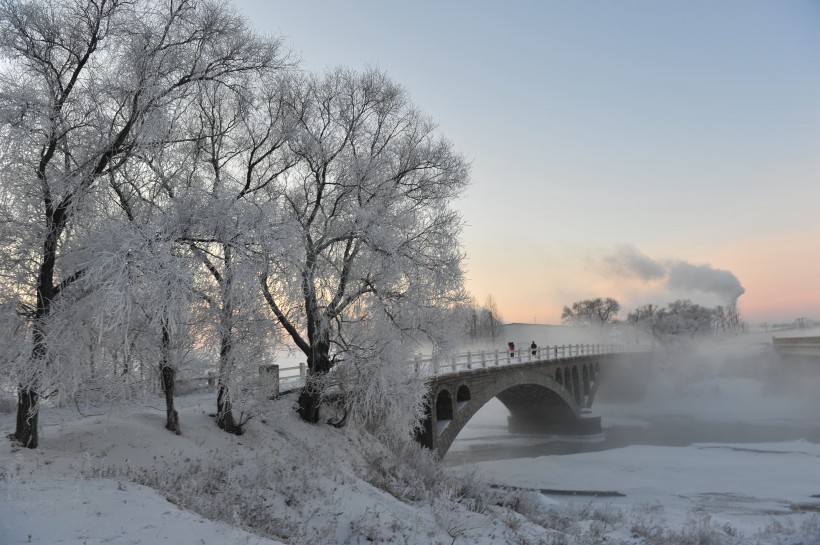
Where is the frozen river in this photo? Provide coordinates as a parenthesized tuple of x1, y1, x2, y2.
(445, 342, 820, 542)
(445, 399, 820, 465)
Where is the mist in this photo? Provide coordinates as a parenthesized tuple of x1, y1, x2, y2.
(600, 327, 819, 417)
(446, 325, 820, 463)
(456, 322, 624, 356)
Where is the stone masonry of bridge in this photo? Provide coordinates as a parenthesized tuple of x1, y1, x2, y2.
(415, 352, 648, 457)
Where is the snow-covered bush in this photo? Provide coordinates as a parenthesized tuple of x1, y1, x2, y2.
(333, 338, 429, 441)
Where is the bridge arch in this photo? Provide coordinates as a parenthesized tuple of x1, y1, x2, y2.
(424, 367, 586, 457)
(435, 389, 453, 421)
(456, 384, 471, 405)
(415, 351, 650, 456)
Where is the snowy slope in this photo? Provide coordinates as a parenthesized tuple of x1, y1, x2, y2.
(2, 334, 820, 544)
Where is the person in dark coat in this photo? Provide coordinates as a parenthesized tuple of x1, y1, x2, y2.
(507, 341, 515, 358)
(530, 341, 537, 356)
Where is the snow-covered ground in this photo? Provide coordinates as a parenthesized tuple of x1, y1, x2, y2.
(1, 476, 283, 545)
(1, 332, 819, 544)
(0, 392, 550, 545)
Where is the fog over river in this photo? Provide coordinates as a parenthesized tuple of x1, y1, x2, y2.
(445, 400, 820, 466)
(445, 325, 820, 466)
(444, 328, 820, 541)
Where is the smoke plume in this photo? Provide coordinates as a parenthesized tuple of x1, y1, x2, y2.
(602, 245, 745, 306)
(666, 261, 746, 303)
(603, 245, 665, 281)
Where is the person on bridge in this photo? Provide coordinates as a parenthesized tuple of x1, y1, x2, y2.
(530, 341, 537, 356)
(507, 341, 515, 359)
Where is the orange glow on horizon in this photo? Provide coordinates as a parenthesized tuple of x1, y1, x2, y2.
(465, 229, 820, 326)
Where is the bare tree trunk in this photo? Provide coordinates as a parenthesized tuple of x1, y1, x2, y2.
(14, 231, 60, 448)
(297, 319, 331, 423)
(215, 334, 242, 434)
(160, 322, 180, 435)
(14, 326, 46, 448)
(216, 384, 241, 434)
(297, 373, 323, 424)
(13, 387, 39, 448)
(215, 244, 242, 435)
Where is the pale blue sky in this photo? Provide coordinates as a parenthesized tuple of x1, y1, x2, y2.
(234, 0, 820, 323)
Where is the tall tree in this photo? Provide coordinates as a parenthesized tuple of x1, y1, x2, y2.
(100, 134, 208, 435)
(0, 0, 281, 448)
(260, 67, 470, 425)
(183, 75, 294, 434)
(484, 294, 503, 342)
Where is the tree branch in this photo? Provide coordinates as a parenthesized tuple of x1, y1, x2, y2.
(260, 273, 309, 354)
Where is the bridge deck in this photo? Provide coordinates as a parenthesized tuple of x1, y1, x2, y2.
(773, 336, 820, 359)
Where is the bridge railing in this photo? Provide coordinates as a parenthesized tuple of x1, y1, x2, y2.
(412, 343, 628, 377)
(179, 344, 634, 394)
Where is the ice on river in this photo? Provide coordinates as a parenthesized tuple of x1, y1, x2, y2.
(469, 440, 820, 536)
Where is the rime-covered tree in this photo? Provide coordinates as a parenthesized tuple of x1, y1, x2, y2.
(628, 300, 721, 349)
(76, 216, 198, 433)
(561, 297, 621, 327)
(182, 75, 294, 434)
(457, 295, 504, 342)
(658, 299, 715, 340)
(259, 67, 470, 426)
(484, 294, 503, 342)
(713, 304, 746, 334)
(0, 0, 281, 448)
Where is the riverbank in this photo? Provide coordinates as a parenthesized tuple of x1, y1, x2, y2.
(2, 334, 819, 544)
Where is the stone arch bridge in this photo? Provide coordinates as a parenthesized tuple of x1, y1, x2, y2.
(414, 345, 651, 457)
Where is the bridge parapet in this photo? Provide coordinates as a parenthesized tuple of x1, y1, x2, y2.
(412, 343, 636, 377)
(773, 336, 820, 360)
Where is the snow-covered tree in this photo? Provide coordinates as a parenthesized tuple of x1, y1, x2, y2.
(561, 297, 621, 327)
(627, 299, 719, 350)
(455, 294, 504, 342)
(657, 300, 715, 340)
(0, 0, 281, 448)
(259, 67, 470, 427)
(77, 217, 198, 433)
(713, 304, 746, 335)
(484, 294, 503, 342)
(181, 75, 294, 434)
